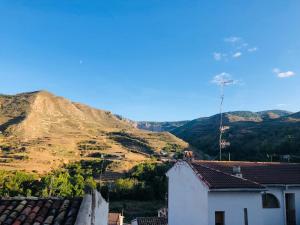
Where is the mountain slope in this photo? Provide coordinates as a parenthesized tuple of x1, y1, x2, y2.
(137, 121, 189, 132)
(172, 110, 300, 162)
(283, 112, 300, 121)
(0, 91, 189, 173)
(257, 110, 292, 119)
(135, 110, 293, 132)
(1, 91, 133, 139)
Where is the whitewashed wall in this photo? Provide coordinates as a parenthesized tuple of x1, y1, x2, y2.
(92, 190, 109, 225)
(262, 186, 300, 225)
(262, 188, 285, 225)
(208, 191, 264, 225)
(75, 190, 109, 225)
(167, 162, 209, 225)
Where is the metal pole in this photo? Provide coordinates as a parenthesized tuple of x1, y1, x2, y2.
(219, 84, 224, 161)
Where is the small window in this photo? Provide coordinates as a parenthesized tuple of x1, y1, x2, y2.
(262, 193, 280, 208)
(215, 211, 225, 225)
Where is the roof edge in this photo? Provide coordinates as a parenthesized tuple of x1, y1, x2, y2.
(167, 160, 212, 189)
(209, 188, 265, 192)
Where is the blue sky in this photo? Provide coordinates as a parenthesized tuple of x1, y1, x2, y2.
(0, 1, 299, 121)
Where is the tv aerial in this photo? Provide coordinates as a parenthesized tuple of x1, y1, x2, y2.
(214, 74, 235, 161)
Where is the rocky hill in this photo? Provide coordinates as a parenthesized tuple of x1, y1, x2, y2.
(0, 91, 189, 173)
(171, 110, 300, 162)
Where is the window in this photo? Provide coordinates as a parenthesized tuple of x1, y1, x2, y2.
(244, 208, 248, 225)
(215, 211, 225, 225)
(262, 193, 280, 208)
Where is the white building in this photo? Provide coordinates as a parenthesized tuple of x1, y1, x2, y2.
(166, 160, 300, 225)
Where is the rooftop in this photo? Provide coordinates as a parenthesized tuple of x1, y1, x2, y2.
(0, 197, 82, 225)
(133, 217, 168, 225)
(189, 160, 300, 190)
(0, 190, 109, 225)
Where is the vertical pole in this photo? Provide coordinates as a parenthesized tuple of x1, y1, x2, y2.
(219, 84, 224, 161)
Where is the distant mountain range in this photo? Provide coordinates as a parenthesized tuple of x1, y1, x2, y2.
(136, 121, 189, 132)
(0, 91, 188, 173)
(138, 110, 300, 162)
(1, 90, 299, 173)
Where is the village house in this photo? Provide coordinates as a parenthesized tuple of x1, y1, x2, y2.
(166, 160, 300, 225)
(0, 190, 108, 225)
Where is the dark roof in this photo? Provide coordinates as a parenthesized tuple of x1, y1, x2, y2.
(135, 217, 167, 225)
(190, 162, 264, 189)
(0, 197, 82, 225)
(189, 161, 300, 189)
(198, 161, 300, 185)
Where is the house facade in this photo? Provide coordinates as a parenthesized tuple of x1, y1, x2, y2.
(166, 160, 300, 225)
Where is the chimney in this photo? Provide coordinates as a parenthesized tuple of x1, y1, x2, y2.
(183, 151, 194, 162)
(232, 166, 242, 178)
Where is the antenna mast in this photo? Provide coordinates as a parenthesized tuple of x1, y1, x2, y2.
(219, 84, 224, 161)
(218, 79, 231, 161)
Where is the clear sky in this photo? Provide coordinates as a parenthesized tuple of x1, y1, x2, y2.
(0, 1, 299, 121)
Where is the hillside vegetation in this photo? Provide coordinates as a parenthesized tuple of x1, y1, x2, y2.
(172, 110, 300, 162)
(0, 91, 189, 173)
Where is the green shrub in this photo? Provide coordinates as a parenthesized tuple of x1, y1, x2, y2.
(0, 160, 108, 197)
(107, 162, 172, 201)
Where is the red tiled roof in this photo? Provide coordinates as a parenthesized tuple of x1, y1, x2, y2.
(189, 160, 300, 189)
(135, 217, 167, 225)
(190, 162, 264, 189)
(0, 197, 82, 225)
(198, 161, 300, 185)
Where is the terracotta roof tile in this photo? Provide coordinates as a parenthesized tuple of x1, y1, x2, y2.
(12, 220, 21, 225)
(197, 161, 300, 185)
(190, 162, 265, 189)
(0, 198, 82, 225)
